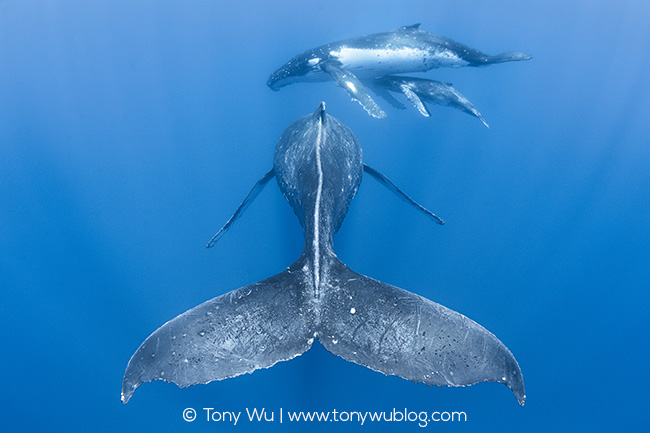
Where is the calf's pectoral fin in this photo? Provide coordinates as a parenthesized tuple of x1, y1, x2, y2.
(319, 60, 387, 119)
(399, 83, 431, 117)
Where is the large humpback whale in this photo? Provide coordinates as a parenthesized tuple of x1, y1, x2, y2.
(267, 24, 531, 120)
(122, 103, 525, 405)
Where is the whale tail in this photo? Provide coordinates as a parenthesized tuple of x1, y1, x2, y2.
(121, 258, 316, 404)
(319, 257, 525, 406)
(485, 51, 532, 64)
(123, 161, 523, 405)
(122, 254, 525, 406)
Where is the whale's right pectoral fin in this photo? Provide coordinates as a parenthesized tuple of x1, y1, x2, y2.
(121, 262, 315, 404)
(319, 260, 525, 406)
(363, 164, 444, 225)
(320, 60, 387, 118)
(206, 168, 275, 248)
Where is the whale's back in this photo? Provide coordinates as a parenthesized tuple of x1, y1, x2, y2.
(273, 106, 363, 234)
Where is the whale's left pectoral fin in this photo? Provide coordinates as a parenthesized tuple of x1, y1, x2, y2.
(320, 60, 387, 118)
(121, 263, 315, 404)
(368, 83, 407, 110)
(206, 168, 275, 248)
(319, 260, 525, 406)
(363, 164, 444, 225)
(399, 83, 431, 117)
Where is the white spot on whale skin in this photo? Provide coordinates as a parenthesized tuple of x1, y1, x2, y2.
(350, 307, 356, 314)
(308, 57, 321, 66)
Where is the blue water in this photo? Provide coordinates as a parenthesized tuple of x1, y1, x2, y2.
(1, 0, 649, 431)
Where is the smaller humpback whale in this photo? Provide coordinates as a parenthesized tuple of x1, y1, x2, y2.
(267, 24, 531, 119)
(122, 103, 525, 405)
(372, 76, 490, 127)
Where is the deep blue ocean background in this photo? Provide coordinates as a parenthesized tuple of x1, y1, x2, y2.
(2, 0, 649, 431)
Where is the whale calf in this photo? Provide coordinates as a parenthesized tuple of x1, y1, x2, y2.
(122, 103, 525, 405)
(372, 75, 490, 127)
(267, 24, 531, 119)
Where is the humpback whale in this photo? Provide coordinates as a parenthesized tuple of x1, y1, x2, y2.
(372, 75, 490, 127)
(121, 103, 525, 405)
(267, 24, 531, 119)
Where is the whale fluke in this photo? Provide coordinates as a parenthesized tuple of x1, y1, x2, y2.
(121, 259, 315, 404)
(121, 252, 524, 406)
(319, 257, 526, 406)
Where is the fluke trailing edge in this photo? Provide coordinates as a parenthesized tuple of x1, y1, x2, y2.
(267, 24, 531, 123)
(121, 103, 525, 405)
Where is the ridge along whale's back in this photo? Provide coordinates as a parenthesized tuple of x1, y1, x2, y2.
(273, 102, 363, 236)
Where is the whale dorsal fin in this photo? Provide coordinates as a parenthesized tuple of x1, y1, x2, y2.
(401, 23, 421, 30)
